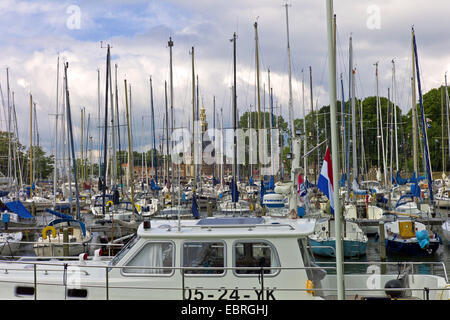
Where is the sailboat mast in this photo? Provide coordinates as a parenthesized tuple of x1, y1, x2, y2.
(29, 94, 33, 198)
(350, 37, 358, 183)
(168, 37, 175, 193)
(115, 64, 123, 193)
(191, 47, 196, 191)
(254, 22, 262, 181)
(412, 28, 434, 205)
(309, 67, 316, 184)
(326, 0, 344, 299)
(53, 55, 59, 207)
(97, 68, 101, 178)
(392, 59, 399, 172)
(411, 31, 418, 176)
(124, 78, 136, 220)
(7, 68, 12, 191)
(232, 32, 237, 189)
(150, 76, 157, 183)
(445, 73, 450, 171)
(101, 46, 110, 216)
(165, 81, 169, 185)
(302, 70, 308, 179)
(284, 3, 295, 146)
(375, 62, 380, 175)
(64, 62, 81, 220)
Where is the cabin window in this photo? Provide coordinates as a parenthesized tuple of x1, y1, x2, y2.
(182, 241, 225, 275)
(123, 241, 174, 275)
(233, 241, 280, 275)
(110, 235, 140, 267)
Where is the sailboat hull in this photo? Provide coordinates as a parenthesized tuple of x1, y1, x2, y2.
(309, 238, 367, 258)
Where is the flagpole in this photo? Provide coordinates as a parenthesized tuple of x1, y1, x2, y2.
(326, 0, 345, 300)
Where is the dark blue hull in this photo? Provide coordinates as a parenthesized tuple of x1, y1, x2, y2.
(385, 239, 439, 256)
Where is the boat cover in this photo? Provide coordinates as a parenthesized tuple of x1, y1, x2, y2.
(45, 208, 74, 221)
(5, 201, 33, 219)
(48, 218, 86, 237)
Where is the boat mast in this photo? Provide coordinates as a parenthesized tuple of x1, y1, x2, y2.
(53, 55, 59, 208)
(115, 64, 123, 194)
(445, 73, 450, 172)
(412, 27, 434, 206)
(29, 93, 33, 198)
(164, 81, 169, 186)
(101, 45, 110, 216)
(442, 86, 445, 174)
(232, 32, 237, 199)
(97, 68, 101, 179)
(375, 62, 381, 178)
(392, 59, 399, 173)
(191, 47, 196, 192)
(150, 76, 157, 184)
(124, 78, 136, 221)
(284, 3, 296, 154)
(309, 67, 316, 184)
(254, 21, 262, 182)
(326, 0, 345, 299)
(168, 37, 175, 195)
(6, 68, 12, 191)
(350, 36, 358, 186)
(302, 70, 308, 180)
(411, 31, 418, 176)
(64, 62, 81, 220)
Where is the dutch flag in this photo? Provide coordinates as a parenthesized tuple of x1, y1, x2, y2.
(317, 146, 334, 215)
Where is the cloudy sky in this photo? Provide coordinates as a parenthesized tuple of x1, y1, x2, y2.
(1, 0, 449, 157)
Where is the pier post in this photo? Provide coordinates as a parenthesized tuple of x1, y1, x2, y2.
(63, 227, 69, 257)
(378, 221, 386, 274)
(207, 200, 212, 217)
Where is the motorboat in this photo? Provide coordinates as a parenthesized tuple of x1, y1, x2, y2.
(0, 216, 447, 299)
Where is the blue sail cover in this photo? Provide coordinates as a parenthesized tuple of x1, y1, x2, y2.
(230, 178, 239, 203)
(150, 179, 162, 191)
(191, 193, 199, 219)
(260, 179, 265, 206)
(339, 173, 346, 187)
(48, 218, 86, 237)
(396, 171, 408, 185)
(5, 201, 33, 219)
(46, 208, 74, 221)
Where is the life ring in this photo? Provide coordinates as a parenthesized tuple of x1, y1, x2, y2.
(42, 226, 56, 240)
(106, 200, 114, 207)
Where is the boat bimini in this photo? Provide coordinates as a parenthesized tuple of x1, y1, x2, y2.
(0, 216, 447, 300)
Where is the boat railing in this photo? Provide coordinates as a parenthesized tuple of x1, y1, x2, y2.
(0, 241, 124, 258)
(0, 260, 447, 300)
(190, 223, 296, 231)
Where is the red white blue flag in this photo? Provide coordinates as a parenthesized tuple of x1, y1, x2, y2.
(317, 146, 334, 215)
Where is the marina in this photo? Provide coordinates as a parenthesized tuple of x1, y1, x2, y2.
(0, 0, 449, 303)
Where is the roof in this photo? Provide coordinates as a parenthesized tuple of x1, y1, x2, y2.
(137, 217, 316, 239)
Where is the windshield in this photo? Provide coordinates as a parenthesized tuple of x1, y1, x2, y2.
(109, 235, 140, 267)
